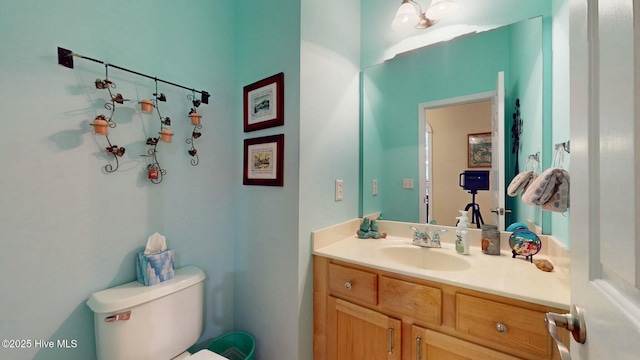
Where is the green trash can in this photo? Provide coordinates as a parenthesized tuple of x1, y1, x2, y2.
(206, 331, 255, 360)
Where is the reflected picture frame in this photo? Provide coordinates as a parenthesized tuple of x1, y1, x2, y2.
(243, 134, 284, 186)
(468, 132, 492, 168)
(243, 72, 284, 132)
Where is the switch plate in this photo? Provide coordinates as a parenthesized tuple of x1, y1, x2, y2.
(372, 179, 378, 196)
(403, 178, 414, 189)
(335, 180, 343, 201)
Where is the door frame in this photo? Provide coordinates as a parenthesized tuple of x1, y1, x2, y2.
(418, 91, 494, 224)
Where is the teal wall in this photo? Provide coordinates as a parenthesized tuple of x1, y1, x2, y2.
(1, 0, 361, 359)
(0, 1, 236, 359)
(362, 28, 511, 222)
(549, 0, 571, 247)
(234, 0, 361, 359)
(505, 17, 545, 229)
(233, 0, 302, 359)
(299, 0, 361, 358)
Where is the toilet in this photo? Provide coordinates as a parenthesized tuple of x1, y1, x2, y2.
(87, 266, 226, 360)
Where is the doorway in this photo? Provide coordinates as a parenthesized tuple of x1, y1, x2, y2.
(418, 93, 494, 226)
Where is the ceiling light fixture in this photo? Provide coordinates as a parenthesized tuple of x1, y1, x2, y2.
(391, 0, 459, 31)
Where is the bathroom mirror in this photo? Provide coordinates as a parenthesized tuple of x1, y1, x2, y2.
(361, 17, 546, 230)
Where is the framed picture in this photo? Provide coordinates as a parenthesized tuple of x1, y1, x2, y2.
(468, 132, 492, 168)
(243, 72, 284, 132)
(243, 134, 284, 186)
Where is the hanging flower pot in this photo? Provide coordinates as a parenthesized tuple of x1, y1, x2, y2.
(92, 115, 109, 135)
(189, 109, 201, 125)
(159, 128, 173, 142)
(148, 164, 159, 180)
(139, 99, 154, 113)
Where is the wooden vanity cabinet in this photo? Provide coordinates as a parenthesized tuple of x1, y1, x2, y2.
(412, 326, 520, 360)
(329, 297, 401, 359)
(314, 256, 569, 360)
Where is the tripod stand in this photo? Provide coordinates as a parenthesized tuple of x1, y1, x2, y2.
(463, 190, 484, 229)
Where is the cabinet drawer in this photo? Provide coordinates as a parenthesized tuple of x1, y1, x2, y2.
(379, 276, 442, 326)
(456, 293, 551, 358)
(328, 263, 377, 305)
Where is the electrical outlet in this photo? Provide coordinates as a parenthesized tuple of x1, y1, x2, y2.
(403, 178, 414, 189)
(372, 179, 378, 196)
(335, 180, 344, 201)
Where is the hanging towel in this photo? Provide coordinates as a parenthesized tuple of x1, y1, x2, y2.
(507, 170, 536, 197)
(521, 168, 570, 212)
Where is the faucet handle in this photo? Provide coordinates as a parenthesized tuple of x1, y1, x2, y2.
(407, 226, 425, 241)
(429, 229, 447, 244)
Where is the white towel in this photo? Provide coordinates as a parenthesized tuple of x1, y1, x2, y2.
(507, 170, 536, 197)
(521, 168, 570, 212)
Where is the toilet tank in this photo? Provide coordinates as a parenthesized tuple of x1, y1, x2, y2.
(87, 266, 206, 360)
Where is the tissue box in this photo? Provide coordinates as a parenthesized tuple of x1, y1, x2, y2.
(136, 250, 175, 286)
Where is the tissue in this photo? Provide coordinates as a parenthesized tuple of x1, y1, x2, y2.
(136, 232, 174, 286)
(144, 232, 167, 255)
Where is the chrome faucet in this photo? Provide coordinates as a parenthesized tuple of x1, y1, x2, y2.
(407, 226, 441, 248)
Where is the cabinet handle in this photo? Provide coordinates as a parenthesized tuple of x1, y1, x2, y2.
(344, 281, 352, 290)
(495, 322, 507, 333)
(415, 336, 421, 360)
(387, 327, 394, 354)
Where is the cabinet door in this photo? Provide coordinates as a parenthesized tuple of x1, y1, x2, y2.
(411, 325, 520, 360)
(328, 296, 401, 360)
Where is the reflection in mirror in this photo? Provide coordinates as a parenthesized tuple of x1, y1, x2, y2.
(423, 99, 494, 226)
(361, 17, 545, 230)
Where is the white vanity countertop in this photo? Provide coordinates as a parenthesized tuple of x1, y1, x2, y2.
(313, 230, 570, 310)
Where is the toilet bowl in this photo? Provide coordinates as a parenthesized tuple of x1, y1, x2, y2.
(87, 266, 223, 360)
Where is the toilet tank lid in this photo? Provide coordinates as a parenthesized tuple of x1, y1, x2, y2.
(86, 265, 206, 314)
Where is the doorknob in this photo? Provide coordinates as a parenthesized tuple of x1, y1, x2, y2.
(545, 305, 587, 360)
(490, 208, 512, 215)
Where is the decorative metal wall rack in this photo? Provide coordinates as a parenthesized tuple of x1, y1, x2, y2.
(58, 47, 210, 183)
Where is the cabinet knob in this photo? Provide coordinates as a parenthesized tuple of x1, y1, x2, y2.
(495, 322, 507, 333)
(344, 281, 352, 290)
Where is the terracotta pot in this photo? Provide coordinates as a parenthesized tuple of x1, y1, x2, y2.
(148, 164, 159, 179)
(189, 112, 201, 125)
(93, 117, 109, 135)
(159, 128, 173, 142)
(140, 99, 154, 113)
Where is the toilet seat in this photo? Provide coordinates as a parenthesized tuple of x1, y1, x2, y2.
(189, 349, 228, 359)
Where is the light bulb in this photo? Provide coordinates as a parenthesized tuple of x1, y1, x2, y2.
(391, 2, 420, 31)
(425, 0, 459, 19)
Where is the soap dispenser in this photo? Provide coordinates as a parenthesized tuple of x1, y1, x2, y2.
(456, 210, 470, 255)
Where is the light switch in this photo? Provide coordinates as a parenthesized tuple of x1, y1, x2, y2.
(335, 180, 343, 201)
(372, 179, 378, 196)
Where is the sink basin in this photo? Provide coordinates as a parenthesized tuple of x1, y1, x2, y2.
(379, 245, 471, 271)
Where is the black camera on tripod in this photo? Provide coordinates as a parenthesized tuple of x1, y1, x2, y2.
(459, 170, 490, 192)
(458, 170, 490, 228)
